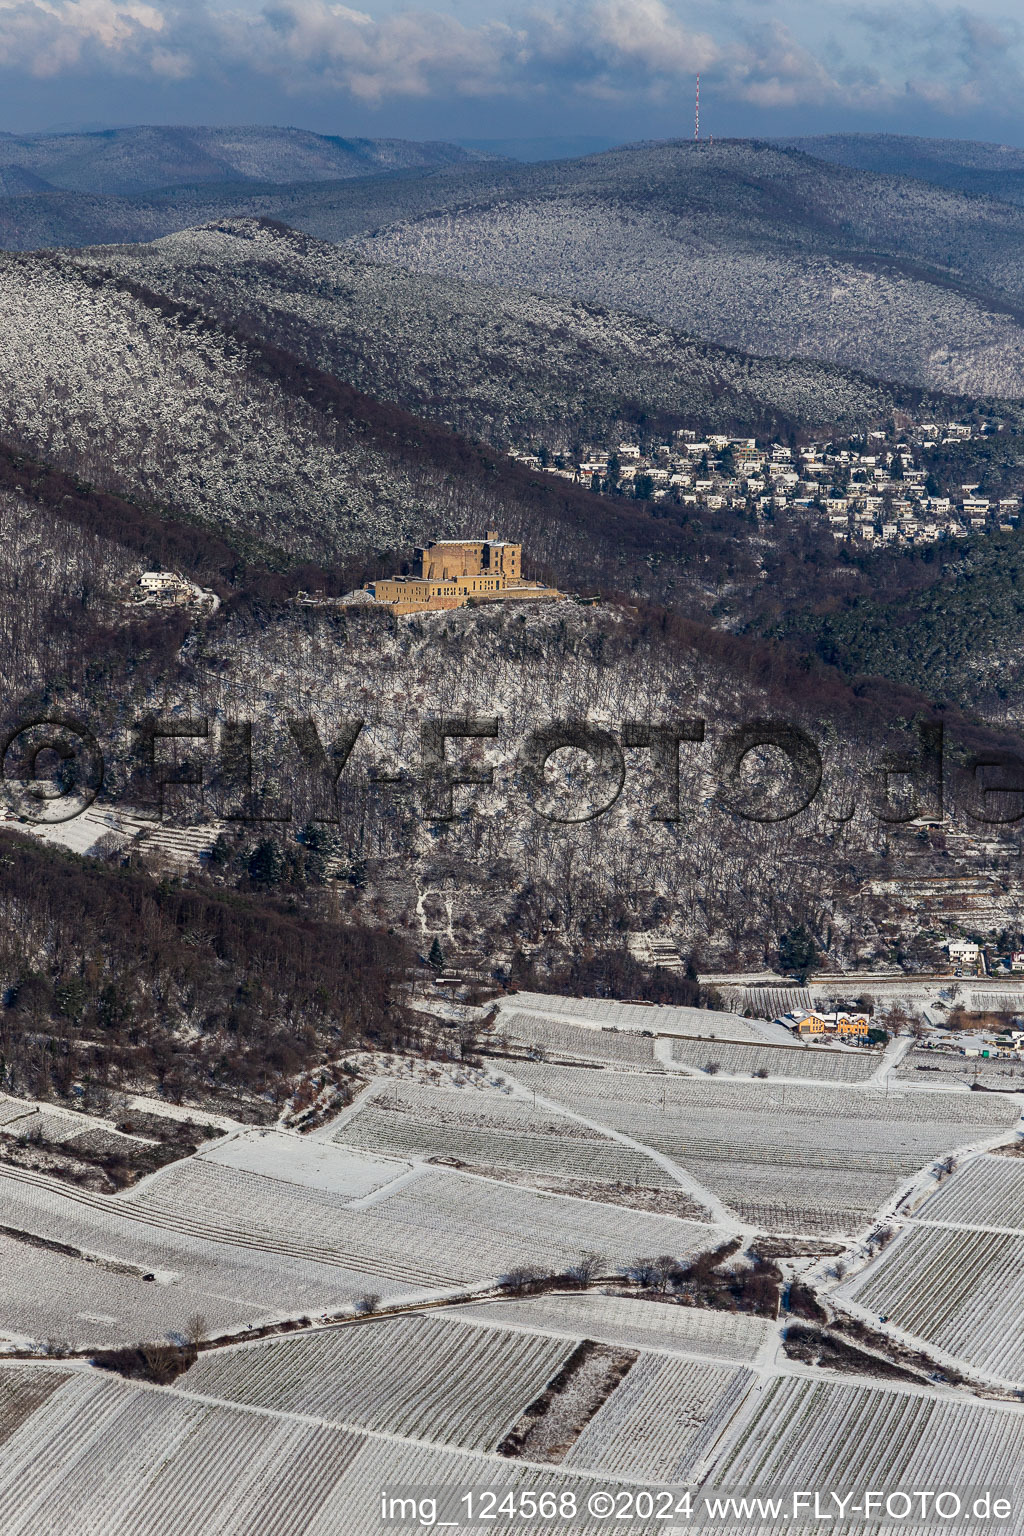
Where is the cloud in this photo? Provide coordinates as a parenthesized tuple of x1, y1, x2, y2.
(0, 0, 167, 75)
(0, 0, 1021, 118)
(224, 0, 721, 104)
(724, 17, 845, 109)
(846, 1, 1024, 110)
(244, 0, 523, 100)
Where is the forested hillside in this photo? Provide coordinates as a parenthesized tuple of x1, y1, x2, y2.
(87, 218, 942, 446)
(0, 832, 411, 1114)
(4, 137, 1024, 399)
(0, 248, 715, 588)
(353, 140, 1024, 397)
(781, 136, 1024, 208)
(765, 530, 1024, 717)
(0, 240, 937, 626)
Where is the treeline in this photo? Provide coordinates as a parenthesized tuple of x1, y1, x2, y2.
(508, 947, 703, 1008)
(0, 833, 412, 1112)
(0, 438, 392, 603)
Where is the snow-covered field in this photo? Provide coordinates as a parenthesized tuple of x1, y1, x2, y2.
(0, 1163, 428, 1346)
(196, 1129, 410, 1197)
(503, 993, 786, 1044)
(711, 1374, 1024, 1531)
(668, 1038, 877, 1083)
(356, 1168, 720, 1284)
(0, 1369, 370, 1536)
(0, 1107, 722, 1347)
(0, 1364, 670, 1536)
(335, 1081, 679, 1187)
(896, 1049, 1024, 1088)
(914, 1154, 1024, 1230)
(509, 1061, 1021, 1234)
(495, 1010, 657, 1067)
(126, 1159, 462, 1287)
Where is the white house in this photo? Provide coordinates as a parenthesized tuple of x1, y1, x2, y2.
(947, 939, 982, 970)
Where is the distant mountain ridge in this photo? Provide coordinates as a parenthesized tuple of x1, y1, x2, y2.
(4, 135, 1024, 398)
(0, 125, 496, 198)
(343, 139, 1024, 398)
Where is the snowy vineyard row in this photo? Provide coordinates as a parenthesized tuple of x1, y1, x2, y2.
(849, 1223, 1024, 1383)
(712, 1374, 1024, 1533)
(337, 1104, 678, 1188)
(915, 1155, 1024, 1230)
(450, 1293, 775, 1363)
(668, 1038, 877, 1083)
(509, 1061, 1020, 1125)
(564, 1356, 753, 1483)
(0, 1366, 670, 1536)
(495, 1011, 657, 1066)
(506, 993, 767, 1041)
(187, 1314, 573, 1452)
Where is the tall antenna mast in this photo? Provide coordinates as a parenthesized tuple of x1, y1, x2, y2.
(695, 73, 700, 140)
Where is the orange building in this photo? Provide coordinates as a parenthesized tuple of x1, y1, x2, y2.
(358, 531, 561, 614)
(791, 1009, 870, 1039)
(415, 534, 521, 582)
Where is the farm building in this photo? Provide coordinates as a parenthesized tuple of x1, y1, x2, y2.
(786, 1010, 870, 1039)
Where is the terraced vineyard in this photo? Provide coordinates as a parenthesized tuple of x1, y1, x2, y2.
(511, 1063, 1020, 1234)
(711, 1375, 1024, 1523)
(495, 1011, 656, 1067)
(0, 1145, 722, 1347)
(0, 1099, 37, 1129)
(916, 1155, 1024, 1229)
(336, 1082, 677, 1187)
(505, 994, 773, 1043)
(186, 1314, 573, 1450)
(847, 1224, 1024, 1382)
(737, 987, 813, 1019)
(565, 1355, 754, 1482)
(0, 1366, 670, 1536)
(669, 1039, 877, 1082)
(453, 1294, 775, 1362)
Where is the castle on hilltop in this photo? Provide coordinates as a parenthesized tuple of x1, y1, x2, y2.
(357, 531, 562, 614)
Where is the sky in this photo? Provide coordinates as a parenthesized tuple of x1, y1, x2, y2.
(2, 0, 1024, 144)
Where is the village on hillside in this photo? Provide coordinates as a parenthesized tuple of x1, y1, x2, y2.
(512, 417, 1019, 548)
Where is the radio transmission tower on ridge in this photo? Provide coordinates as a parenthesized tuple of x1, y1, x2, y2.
(694, 73, 700, 140)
